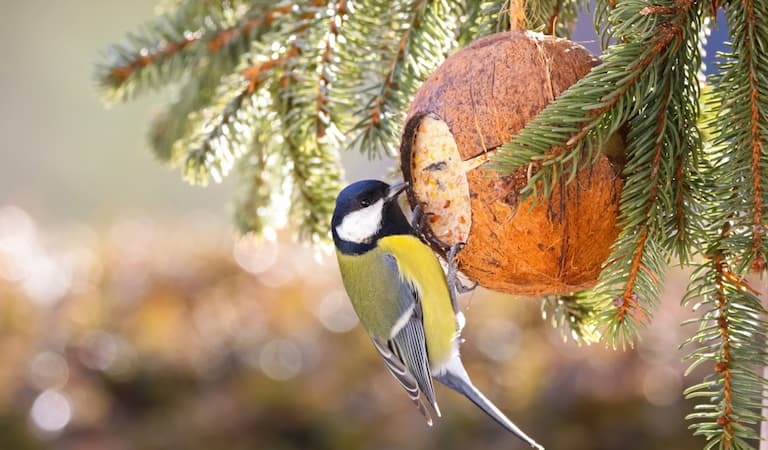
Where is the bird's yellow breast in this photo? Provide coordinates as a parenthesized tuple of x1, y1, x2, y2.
(337, 234, 457, 364)
(379, 235, 457, 363)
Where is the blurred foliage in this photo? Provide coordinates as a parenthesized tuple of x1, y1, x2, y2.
(0, 205, 707, 449)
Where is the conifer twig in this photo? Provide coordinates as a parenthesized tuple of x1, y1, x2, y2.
(614, 79, 672, 326)
(368, 0, 428, 131)
(108, 35, 198, 82)
(315, 0, 347, 139)
(491, 0, 693, 199)
(743, 0, 766, 272)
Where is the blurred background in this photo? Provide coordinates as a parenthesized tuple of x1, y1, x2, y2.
(0, 2, 728, 449)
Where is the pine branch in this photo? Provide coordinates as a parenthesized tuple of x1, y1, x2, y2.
(490, 0, 694, 200)
(233, 105, 291, 236)
(273, 1, 344, 242)
(706, 0, 768, 273)
(489, 0, 703, 347)
(97, 0, 280, 102)
(338, 0, 463, 157)
(683, 231, 767, 450)
(541, 291, 600, 344)
(182, 1, 322, 186)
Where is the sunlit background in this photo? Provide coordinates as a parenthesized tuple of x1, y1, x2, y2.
(0, 2, 728, 449)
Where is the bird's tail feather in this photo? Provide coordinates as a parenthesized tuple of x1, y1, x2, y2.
(434, 357, 544, 450)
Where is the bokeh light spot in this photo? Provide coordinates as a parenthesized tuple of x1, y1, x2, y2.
(78, 331, 118, 371)
(642, 366, 682, 406)
(30, 389, 72, 432)
(233, 238, 279, 274)
(29, 351, 69, 390)
(259, 339, 303, 381)
(475, 318, 520, 362)
(310, 290, 359, 333)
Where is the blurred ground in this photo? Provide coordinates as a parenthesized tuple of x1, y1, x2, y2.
(0, 206, 706, 450)
(0, 2, 728, 450)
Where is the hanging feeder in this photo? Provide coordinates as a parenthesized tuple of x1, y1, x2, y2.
(400, 31, 625, 296)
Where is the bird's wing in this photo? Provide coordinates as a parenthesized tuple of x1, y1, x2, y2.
(387, 294, 440, 417)
(376, 255, 440, 417)
(371, 336, 434, 425)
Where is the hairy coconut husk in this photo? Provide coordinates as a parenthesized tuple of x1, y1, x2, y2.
(400, 31, 625, 296)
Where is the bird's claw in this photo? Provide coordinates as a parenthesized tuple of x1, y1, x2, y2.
(446, 242, 478, 314)
(411, 203, 435, 238)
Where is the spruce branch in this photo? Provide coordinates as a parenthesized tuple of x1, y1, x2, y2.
(683, 229, 767, 450)
(233, 106, 291, 236)
(338, 0, 463, 157)
(490, 0, 703, 348)
(706, 0, 768, 273)
(528, 0, 584, 36)
(183, 1, 326, 186)
(272, 1, 344, 241)
(148, 62, 223, 163)
(470, 0, 584, 38)
(97, 0, 280, 102)
(541, 291, 600, 344)
(470, 1, 513, 37)
(490, 0, 695, 200)
(314, 0, 347, 140)
(182, 64, 270, 185)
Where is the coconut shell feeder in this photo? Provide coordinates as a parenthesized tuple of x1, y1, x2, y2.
(399, 31, 625, 296)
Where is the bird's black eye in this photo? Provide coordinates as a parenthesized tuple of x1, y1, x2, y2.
(360, 198, 371, 207)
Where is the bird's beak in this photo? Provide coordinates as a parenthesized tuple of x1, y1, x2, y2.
(385, 182, 409, 201)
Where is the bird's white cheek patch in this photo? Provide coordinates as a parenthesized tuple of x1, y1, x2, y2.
(335, 199, 384, 243)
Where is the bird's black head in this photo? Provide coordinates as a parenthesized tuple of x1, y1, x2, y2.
(331, 179, 414, 254)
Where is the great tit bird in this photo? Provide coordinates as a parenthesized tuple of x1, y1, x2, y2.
(331, 179, 543, 449)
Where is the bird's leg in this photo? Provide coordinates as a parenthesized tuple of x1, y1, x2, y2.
(446, 243, 478, 327)
(412, 204, 455, 255)
(447, 242, 478, 296)
(410, 203, 431, 236)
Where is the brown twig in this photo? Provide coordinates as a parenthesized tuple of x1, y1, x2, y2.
(742, 0, 766, 272)
(544, 1, 560, 36)
(242, 48, 298, 94)
(615, 77, 673, 325)
(109, 5, 293, 84)
(713, 253, 735, 447)
(241, 0, 327, 94)
(507, 0, 527, 31)
(369, 0, 427, 129)
(109, 36, 197, 81)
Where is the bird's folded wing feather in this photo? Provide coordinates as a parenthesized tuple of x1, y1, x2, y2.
(371, 336, 434, 425)
(390, 311, 440, 416)
(378, 254, 440, 418)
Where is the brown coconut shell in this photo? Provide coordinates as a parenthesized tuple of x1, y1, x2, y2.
(400, 31, 625, 296)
